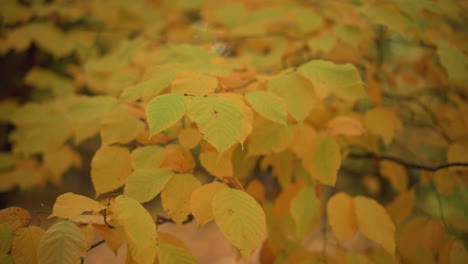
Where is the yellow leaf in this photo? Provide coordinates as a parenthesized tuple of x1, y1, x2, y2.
(327, 116, 365, 136)
(365, 107, 399, 146)
(0, 207, 31, 231)
(37, 219, 88, 264)
(171, 71, 218, 96)
(161, 144, 196, 173)
(272, 181, 306, 219)
(217, 93, 253, 147)
(212, 188, 266, 262)
(447, 143, 468, 163)
(379, 161, 408, 193)
(436, 41, 468, 82)
(199, 150, 233, 178)
(385, 188, 415, 224)
(290, 187, 320, 240)
(124, 168, 174, 203)
(433, 169, 459, 195)
(178, 127, 203, 149)
(354, 196, 396, 255)
(111, 195, 157, 264)
(158, 244, 200, 264)
(0, 225, 14, 254)
(161, 174, 201, 225)
(93, 224, 122, 254)
(246, 180, 266, 204)
(190, 182, 227, 226)
(450, 241, 468, 264)
(100, 107, 145, 145)
(397, 217, 427, 261)
(327, 192, 358, 242)
(290, 124, 318, 157)
(261, 150, 295, 189)
(91, 145, 132, 197)
(43, 145, 81, 184)
(302, 135, 341, 186)
(231, 144, 257, 182)
(50, 192, 106, 219)
(248, 117, 293, 156)
(11, 226, 44, 264)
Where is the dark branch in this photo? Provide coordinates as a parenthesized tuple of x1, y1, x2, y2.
(348, 153, 468, 172)
(88, 240, 106, 252)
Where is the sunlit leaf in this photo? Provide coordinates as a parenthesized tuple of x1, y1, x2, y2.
(290, 187, 320, 240)
(37, 219, 88, 264)
(0, 207, 31, 231)
(112, 195, 157, 264)
(50, 192, 106, 219)
(161, 174, 201, 225)
(355, 196, 396, 255)
(188, 96, 243, 155)
(299, 60, 366, 100)
(245, 91, 287, 125)
(158, 244, 200, 264)
(302, 135, 341, 186)
(124, 168, 174, 203)
(327, 192, 358, 242)
(91, 145, 132, 197)
(212, 188, 266, 262)
(146, 93, 187, 136)
(268, 72, 315, 123)
(190, 181, 227, 226)
(11, 226, 44, 264)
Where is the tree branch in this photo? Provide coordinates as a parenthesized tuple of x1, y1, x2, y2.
(348, 153, 468, 172)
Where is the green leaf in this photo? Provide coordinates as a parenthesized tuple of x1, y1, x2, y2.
(112, 195, 158, 264)
(290, 187, 320, 240)
(91, 146, 132, 197)
(161, 174, 201, 225)
(245, 91, 287, 125)
(334, 24, 364, 48)
(212, 188, 266, 262)
(131, 145, 166, 169)
(268, 72, 315, 123)
(299, 60, 366, 100)
(188, 96, 243, 155)
(12, 226, 45, 264)
(158, 244, 200, 264)
(436, 41, 468, 82)
(146, 93, 187, 136)
(0, 225, 14, 254)
(248, 118, 293, 156)
(301, 135, 341, 186)
(37, 219, 88, 264)
(124, 168, 174, 203)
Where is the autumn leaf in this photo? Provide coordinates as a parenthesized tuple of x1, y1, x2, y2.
(302, 135, 341, 186)
(212, 188, 266, 262)
(111, 195, 158, 264)
(11, 226, 45, 264)
(190, 181, 227, 226)
(50, 192, 106, 219)
(91, 145, 132, 197)
(124, 168, 174, 203)
(0, 207, 31, 231)
(245, 91, 287, 125)
(327, 192, 358, 243)
(37, 219, 88, 264)
(146, 93, 187, 136)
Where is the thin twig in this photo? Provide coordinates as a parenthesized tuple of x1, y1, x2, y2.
(348, 153, 468, 172)
(88, 240, 106, 252)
